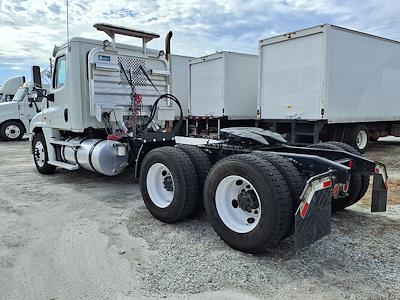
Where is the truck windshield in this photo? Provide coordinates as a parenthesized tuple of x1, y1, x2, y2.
(13, 87, 28, 102)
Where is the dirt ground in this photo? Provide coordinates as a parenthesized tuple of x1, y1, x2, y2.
(0, 138, 399, 300)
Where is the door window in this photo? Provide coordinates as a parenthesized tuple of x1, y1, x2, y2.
(54, 55, 66, 89)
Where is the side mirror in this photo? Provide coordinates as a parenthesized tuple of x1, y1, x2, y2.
(28, 91, 38, 102)
(32, 65, 42, 89)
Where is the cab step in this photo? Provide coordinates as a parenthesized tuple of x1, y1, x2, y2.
(48, 160, 80, 170)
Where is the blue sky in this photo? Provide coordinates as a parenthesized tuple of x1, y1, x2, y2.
(1, 0, 400, 83)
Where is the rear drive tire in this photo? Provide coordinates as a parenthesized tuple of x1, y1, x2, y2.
(325, 141, 370, 204)
(32, 133, 56, 174)
(203, 154, 292, 253)
(139, 147, 200, 223)
(307, 142, 362, 212)
(0, 120, 25, 141)
(176, 144, 212, 215)
(254, 152, 304, 236)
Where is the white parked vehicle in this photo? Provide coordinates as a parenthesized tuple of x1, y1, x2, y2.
(258, 24, 400, 152)
(0, 74, 47, 141)
(187, 52, 258, 136)
(30, 24, 388, 253)
(0, 76, 25, 103)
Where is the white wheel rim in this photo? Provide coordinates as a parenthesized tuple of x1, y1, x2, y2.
(146, 163, 175, 208)
(34, 141, 46, 167)
(5, 125, 20, 139)
(215, 175, 261, 233)
(356, 130, 368, 149)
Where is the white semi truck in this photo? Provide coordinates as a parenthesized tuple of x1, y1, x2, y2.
(0, 76, 26, 103)
(30, 23, 388, 253)
(0, 70, 47, 141)
(258, 24, 400, 152)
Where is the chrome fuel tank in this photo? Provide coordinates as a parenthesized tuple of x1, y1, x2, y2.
(62, 137, 128, 176)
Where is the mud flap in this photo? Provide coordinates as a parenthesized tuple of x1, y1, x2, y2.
(371, 174, 387, 212)
(295, 189, 332, 250)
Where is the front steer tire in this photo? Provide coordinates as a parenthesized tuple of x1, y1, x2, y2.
(0, 120, 25, 141)
(203, 154, 292, 254)
(139, 147, 200, 223)
(32, 133, 56, 174)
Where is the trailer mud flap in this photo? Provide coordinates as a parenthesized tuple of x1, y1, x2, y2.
(371, 164, 388, 212)
(295, 189, 332, 250)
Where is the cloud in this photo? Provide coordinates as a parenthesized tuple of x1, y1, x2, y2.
(0, 0, 399, 83)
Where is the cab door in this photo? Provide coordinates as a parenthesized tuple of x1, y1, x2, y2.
(21, 89, 45, 120)
(45, 52, 70, 129)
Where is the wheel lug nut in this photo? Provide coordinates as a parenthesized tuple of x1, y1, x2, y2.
(247, 218, 255, 224)
(232, 199, 238, 208)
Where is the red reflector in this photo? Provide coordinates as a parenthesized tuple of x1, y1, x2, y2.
(332, 184, 340, 197)
(348, 160, 353, 168)
(300, 202, 310, 219)
(323, 180, 332, 188)
(343, 182, 350, 193)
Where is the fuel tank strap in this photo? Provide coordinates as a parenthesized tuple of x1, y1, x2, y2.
(88, 140, 103, 172)
(74, 138, 89, 168)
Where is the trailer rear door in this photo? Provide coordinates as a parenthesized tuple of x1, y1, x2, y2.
(259, 32, 324, 120)
(189, 55, 224, 117)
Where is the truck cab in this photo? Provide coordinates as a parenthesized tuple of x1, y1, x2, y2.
(30, 23, 181, 174)
(0, 76, 26, 103)
(0, 81, 47, 141)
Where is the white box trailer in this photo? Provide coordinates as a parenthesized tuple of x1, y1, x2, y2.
(258, 24, 400, 152)
(188, 52, 258, 135)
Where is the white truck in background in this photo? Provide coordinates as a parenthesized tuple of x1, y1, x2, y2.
(258, 24, 400, 152)
(0, 76, 26, 102)
(0, 69, 48, 141)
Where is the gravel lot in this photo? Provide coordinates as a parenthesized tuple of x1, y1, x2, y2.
(0, 138, 399, 299)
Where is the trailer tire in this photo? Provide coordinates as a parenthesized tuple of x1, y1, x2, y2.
(32, 133, 56, 174)
(0, 120, 25, 141)
(176, 144, 212, 215)
(140, 147, 200, 223)
(204, 154, 292, 253)
(307, 142, 362, 212)
(346, 124, 369, 153)
(254, 152, 304, 236)
(325, 141, 370, 204)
